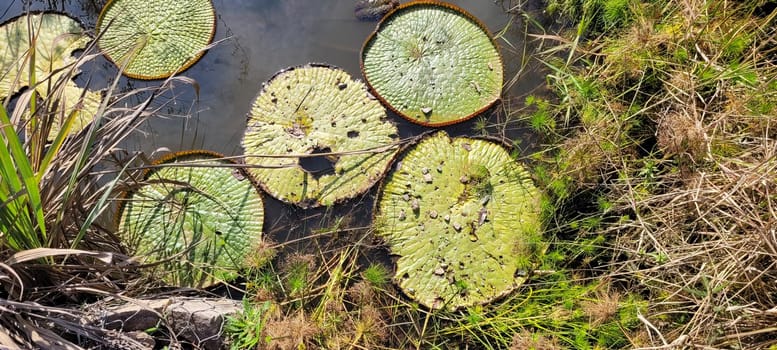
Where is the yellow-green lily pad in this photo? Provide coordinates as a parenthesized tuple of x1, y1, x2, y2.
(361, 1, 503, 126)
(0, 13, 99, 140)
(96, 0, 216, 80)
(375, 131, 542, 310)
(242, 64, 400, 208)
(118, 151, 264, 288)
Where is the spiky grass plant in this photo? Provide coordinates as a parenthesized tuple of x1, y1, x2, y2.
(229, 235, 359, 349)
(0, 12, 201, 348)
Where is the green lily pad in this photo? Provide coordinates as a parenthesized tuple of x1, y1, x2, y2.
(118, 151, 264, 287)
(241, 64, 400, 208)
(0, 13, 99, 140)
(361, 1, 503, 126)
(375, 131, 542, 310)
(96, 0, 216, 80)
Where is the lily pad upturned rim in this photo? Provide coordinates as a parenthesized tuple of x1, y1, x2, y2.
(373, 131, 542, 310)
(360, 0, 504, 127)
(0, 10, 88, 37)
(241, 63, 400, 208)
(95, 0, 216, 80)
(116, 149, 261, 218)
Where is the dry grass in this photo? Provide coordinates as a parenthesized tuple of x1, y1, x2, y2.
(610, 139, 777, 347)
(510, 329, 562, 350)
(536, 0, 777, 348)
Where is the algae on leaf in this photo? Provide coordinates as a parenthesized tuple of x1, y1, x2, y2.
(361, 1, 503, 126)
(241, 64, 400, 208)
(118, 151, 264, 288)
(96, 0, 216, 79)
(375, 132, 542, 310)
(0, 13, 100, 139)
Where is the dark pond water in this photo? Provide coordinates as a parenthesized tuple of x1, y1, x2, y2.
(2, 0, 546, 248)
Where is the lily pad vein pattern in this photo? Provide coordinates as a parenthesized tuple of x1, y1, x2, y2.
(118, 152, 264, 287)
(362, 2, 503, 126)
(97, 0, 215, 79)
(376, 132, 541, 310)
(242, 65, 400, 208)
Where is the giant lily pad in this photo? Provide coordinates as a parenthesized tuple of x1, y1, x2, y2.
(0, 13, 100, 139)
(241, 64, 400, 208)
(118, 151, 264, 287)
(96, 0, 215, 79)
(375, 131, 542, 310)
(360, 1, 503, 126)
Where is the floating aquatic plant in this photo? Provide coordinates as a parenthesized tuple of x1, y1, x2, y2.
(360, 1, 503, 126)
(96, 0, 216, 79)
(117, 151, 264, 287)
(375, 131, 542, 310)
(241, 64, 400, 208)
(0, 13, 100, 139)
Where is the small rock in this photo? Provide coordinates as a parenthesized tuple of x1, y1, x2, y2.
(167, 299, 242, 350)
(232, 169, 246, 181)
(478, 208, 488, 225)
(354, 0, 399, 21)
(421, 107, 432, 115)
(89, 298, 242, 350)
(424, 173, 433, 183)
(429, 210, 438, 219)
(480, 195, 491, 206)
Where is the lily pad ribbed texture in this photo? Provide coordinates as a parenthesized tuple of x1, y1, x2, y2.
(375, 132, 541, 310)
(361, 1, 503, 126)
(242, 64, 400, 208)
(118, 151, 264, 287)
(97, 0, 215, 79)
(0, 13, 99, 139)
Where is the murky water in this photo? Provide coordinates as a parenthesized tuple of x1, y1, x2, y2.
(2, 0, 546, 244)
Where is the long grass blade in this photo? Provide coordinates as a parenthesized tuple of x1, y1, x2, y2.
(70, 156, 136, 249)
(0, 104, 46, 250)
